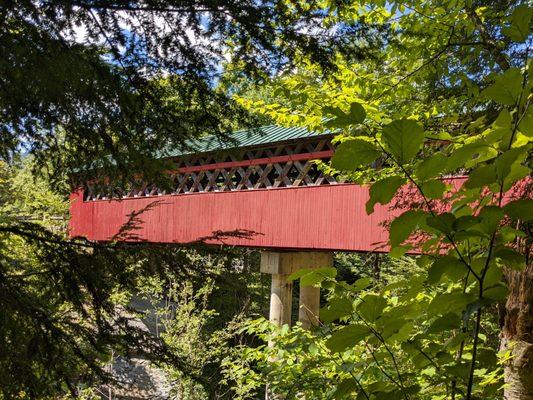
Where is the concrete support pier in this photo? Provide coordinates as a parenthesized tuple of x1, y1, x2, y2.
(269, 273, 293, 327)
(260, 251, 334, 328)
(260, 251, 333, 400)
(260, 252, 294, 328)
(298, 284, 321, 329)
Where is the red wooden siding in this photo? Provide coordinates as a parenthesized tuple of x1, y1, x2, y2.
(69, 184, 399, 252)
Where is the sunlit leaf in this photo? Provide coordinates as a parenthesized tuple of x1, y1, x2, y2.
(331, 138, 381, 170)
(381, 119, 424, 164)
(482, 68, 523, 106)
(325, 324, 369, 353)
(446, 143, 498, 171)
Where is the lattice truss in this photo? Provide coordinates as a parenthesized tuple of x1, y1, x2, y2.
(84, 138, 340, 201)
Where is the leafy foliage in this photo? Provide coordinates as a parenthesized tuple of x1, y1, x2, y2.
(0, 1, 353, 397)
(137, 249, 269, 399)
(1, 0, 349, 186)
(224, 1, 532, 399)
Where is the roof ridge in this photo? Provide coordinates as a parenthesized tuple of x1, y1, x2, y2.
(163, 124, 329, 158)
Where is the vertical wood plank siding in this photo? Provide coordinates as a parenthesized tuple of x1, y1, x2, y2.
(70, 184, 398, 252)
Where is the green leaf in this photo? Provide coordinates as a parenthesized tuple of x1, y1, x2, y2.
(453, 215, 482, 232)
(484, 263, 504, 288)
(495, 147, 528, 183)
(331, 138, 381, 171)
(347, 102, 366, 124)
(333, 379, 357, 399)
(381, 119, 425, 164)
(446, 143, 498, 171)
(504, 199, 533, 221)
(482, 68, 524, 106)
(288, 267, 313, 281)
(366, 175, 405, 214)
(420, 179, 446, 199)
(444, 362, 472, 380)
(351, 277, 372, 292)
(427, 313, 462, 334)
(389, 210, 426, 247)
(357, 294, 387, 322)
(483, 285, 509, 301)
(486, 109, 514, 148)
(379, 310, 415, 341)
(518, 106, 533, 138)
(426, 213, 456, 235)
(502, 161, 529, 191)
(464, 165, 497, 189)
(323, 102, 366, 128)
(478, 206, 504, 235)
(325, 324, 369, 353)
(300, 267, 337, 287)
(415, 153, 447, 181)
(320, 297, 353, 323)
(323, 106, 345, 118)
(502, 5, 532, 42)
(499, 226, 526, 242)
(427, 257, 468, 284)
(477, 348, 498, 368)
(389, 245, 409, 258)
(429, 292, 474, 317)
(308, 343, 319, 356)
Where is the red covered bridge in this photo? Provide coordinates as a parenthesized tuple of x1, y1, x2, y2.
(69, 126, 398, 252)
(68, 126, 410, 329)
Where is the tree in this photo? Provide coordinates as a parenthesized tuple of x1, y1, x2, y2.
(1, 0, 345, 184)
(0, 1, 350, 397)
(225, 1, 532, 399)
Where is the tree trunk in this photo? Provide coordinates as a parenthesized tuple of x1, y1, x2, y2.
(501, 262, 533, 400)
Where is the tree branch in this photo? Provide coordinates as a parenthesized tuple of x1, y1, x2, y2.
(465, 7, 510, 71)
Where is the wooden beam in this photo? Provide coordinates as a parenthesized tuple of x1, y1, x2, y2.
(176, 150, 333, 174)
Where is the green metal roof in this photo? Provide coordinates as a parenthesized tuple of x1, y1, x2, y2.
(164, 125, 330, 158)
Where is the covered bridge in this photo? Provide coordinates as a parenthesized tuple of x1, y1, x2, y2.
(69, 126, 404, 330)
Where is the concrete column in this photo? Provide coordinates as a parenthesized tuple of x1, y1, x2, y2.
(298, 252, 333, 329)
(269, 274, 293, 327)
(260, 251, 334, 329)
(298, 285, 321, 329)
(260, 251, 333, 400)
(261, 252, 294, 327)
